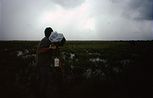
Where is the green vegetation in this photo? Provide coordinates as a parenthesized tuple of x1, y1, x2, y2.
(0, 41, 152, 98)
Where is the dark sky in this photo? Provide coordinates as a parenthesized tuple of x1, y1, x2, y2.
(0, 0, 153, 40)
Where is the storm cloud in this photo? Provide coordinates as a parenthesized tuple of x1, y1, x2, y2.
(51, 0, 85, 8)
(0, 0, 152, 40)
(122, 0, 153, 20)
(90, 0, 153, 20)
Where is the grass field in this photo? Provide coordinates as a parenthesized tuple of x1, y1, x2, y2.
(0, 41, 152, 98)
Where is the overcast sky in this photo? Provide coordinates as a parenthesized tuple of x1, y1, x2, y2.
(0, 0, 153, 40)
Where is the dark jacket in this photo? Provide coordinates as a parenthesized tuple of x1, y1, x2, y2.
(36, 37, 52, 67)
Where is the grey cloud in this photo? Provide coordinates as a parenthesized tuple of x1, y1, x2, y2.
(51, 0, 85, 8)
(0, 0, 47, 40)
(128, 0, 153, 20)
(109, 0, 153, 20)
(89, 0, 153, 40)
(119, 0, 153, 20)
(0, 0, 152, 40)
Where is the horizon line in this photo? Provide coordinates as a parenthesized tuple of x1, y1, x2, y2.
(0, 39, 152, 41)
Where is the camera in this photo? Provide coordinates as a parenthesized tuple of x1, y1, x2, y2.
(49, 31, 66, 46)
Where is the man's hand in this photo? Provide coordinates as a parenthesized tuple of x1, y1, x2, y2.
(38, 44, 57, 54)
(49, 44, 57, 49)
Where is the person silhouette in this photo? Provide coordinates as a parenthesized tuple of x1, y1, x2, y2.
(36, 27, 66, 98)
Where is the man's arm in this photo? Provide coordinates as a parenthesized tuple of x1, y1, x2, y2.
(38, 48, 51, 54)
(38, 45, 57, 54)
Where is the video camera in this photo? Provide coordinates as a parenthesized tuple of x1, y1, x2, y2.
(49, 31, 66, 46)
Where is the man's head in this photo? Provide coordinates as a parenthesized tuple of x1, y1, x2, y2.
(44, 27, 53, 38)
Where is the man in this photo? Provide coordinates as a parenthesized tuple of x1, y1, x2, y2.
(36, 27, 60, 98)
(37, 27, 66, 98)
(37, 27, 55, 67)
